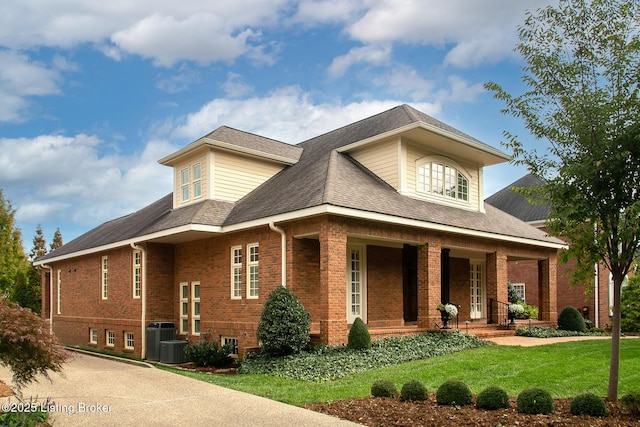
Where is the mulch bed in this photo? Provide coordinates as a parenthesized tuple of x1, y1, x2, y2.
(307, 394, 640, 426)
(0, 379, 13, 398)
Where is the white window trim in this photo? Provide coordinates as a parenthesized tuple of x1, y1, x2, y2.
(180, 167, 190, 202)
(346, 244, 367, 324)
(512, 282, 526, 303)
(89, 328, 97, 344)
(247, 243, 259, 299)
(124, 332, 134, 350)
(133, 250, 141, 299)
(106, 330, 115, 347)
(222, 336, 239, 356)
(101, 256, 108, 300)
(415, 156, 471, 204)
(56, 269, 61, 314)
(192, 163, 202, 199)
(191, 282, 201, 336)
(231, 246, 242, 300)
(179, 282, 188, 334)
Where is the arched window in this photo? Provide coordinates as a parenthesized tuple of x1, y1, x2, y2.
(416, 158, 469, 202)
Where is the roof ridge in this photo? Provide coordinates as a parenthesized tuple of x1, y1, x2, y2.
(214, 125, 293, 147)
(322, 150, 339, 204)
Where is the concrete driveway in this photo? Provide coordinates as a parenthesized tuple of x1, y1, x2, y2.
(0, 352, 358, 427)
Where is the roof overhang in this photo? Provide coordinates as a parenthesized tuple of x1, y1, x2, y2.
(337, 122, 510, 167)
(36, 203, 566, 265)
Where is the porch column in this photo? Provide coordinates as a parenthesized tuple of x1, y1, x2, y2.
(486, 249, 508, 303)
(538, 255, 558, 322)
(319, 219, 347, 345)
(417, 240, 441, 328)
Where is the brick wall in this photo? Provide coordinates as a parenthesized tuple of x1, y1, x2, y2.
(449, 257, 470, 320)
(366, 245, 403, 327)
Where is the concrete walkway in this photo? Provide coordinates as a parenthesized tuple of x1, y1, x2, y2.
(0, 352, 358, 427)
(487, 335, 621, 346)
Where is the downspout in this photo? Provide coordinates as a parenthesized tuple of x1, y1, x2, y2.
(269, 222, 287, 287)
(42, 264, 53, 335)
(594, 262, 599, 328)
(131, 242, 147, 359)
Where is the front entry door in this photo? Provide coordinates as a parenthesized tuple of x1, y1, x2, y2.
(347, 245, 366, 324)
(470, 262, 484, 319)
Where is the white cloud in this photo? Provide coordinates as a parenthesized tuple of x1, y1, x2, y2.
(292, 0, 366, 25)
(156, 67, 202, 94)
(222, 73, 254, 98)
(328, 44, 392, 77)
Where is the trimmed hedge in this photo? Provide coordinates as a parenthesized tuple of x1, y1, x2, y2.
(570, 393, 607, 417)
(371, 379, 397, 398)
(557, 306, 586, 332)
(400, 380, 427, 401)
(348, 317, 371, 350)
(517, 388, 554, 414)
(476, 386, 510, 410)
(436, 380, 472, 406)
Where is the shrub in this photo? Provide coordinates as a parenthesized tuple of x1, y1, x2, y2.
(347, 317, 371, 350)
(570, 393, 607, 417)
(476, 386, 510, 410)
(507, 281, 520, 304)
(621, 274, 640, 333)
(517, 388, 554, 414)
(400, 380, 427, 401)
(371, 379, 397, 398)
(436, 380, 473, 406)
(256, 286, 311, 356)
(0, 298, 67, 392)
(620, 390, 640, 416)
(184, 340, 234, 368)
(557, 306, 586, 332)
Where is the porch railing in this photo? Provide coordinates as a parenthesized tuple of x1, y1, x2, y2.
(488, 299, 509, 326)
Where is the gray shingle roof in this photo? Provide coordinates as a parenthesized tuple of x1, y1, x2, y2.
(485, 174, 551, 223)
(39, 104, 561, 262)
(204, 126, 303, 162)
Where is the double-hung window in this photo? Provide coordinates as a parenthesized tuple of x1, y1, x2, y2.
(124, 332, 135, 350)
(89, 328, 97, 344)
(181, 168, 190, 202)
(193, 163, 202, 198)
(231, 246, 242, 299)
(247, 244, 259, 299)
(192, 282, 201, 335)
(106, 330, 115, 347)
(133, 250, 141, 298)
(180, 283, 189, 334)
(101, 256, 108, 300)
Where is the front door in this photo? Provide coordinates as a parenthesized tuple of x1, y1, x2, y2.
(470, 261, 484, 319)
(347, 244, 366, 324)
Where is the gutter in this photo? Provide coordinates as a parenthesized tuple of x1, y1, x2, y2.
(268, 222, 287, 287)
(594, 262, 599, 328)
(131, 242, 147, 359)
(42, 264, 53, 334)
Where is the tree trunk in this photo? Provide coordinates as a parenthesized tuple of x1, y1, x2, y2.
(607, 275, 622, 401)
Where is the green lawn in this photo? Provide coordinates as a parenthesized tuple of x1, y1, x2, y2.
(161, 338, 640, 406)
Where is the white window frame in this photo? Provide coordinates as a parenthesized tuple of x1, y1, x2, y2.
(181, 168, 190, 202)
(247, 243, 259, 299)
(124, 332, 134, 350)
(192, 163, 202, 199)
(180, 282, 189, 334)
(101, 256, 108, 300)
(57, 269, 61, 314)
(346, 244, 367, 324)
(231, 246, 243, 299)
(89, 328, 97, 344)
(416, 157, 470, 203)
(222, 337, 239, 356)
(192, 282, 201, 336)
(133, 250, 141, 299)
(106, 330, 115, 347)
(512, 282, 526, 303)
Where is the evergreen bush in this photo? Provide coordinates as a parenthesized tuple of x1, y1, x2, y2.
(557, 305, 586, 332)
(570, 393, 607, 417)
(370, 379, 397, 398)
(517, 388, 554, 414)
(621, 275, 640, 333)
(507, 281, 521, 304)
(476, 386, 510, 410)
(620, 390, 640, 416)
(436, 380, 473, 406)
(400, 380, 427, 401)
(347, 317, 371, 350)
(256, 286, 311, 356)
(184, 340, 234, 368)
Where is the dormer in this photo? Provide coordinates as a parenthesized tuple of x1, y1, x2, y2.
(159, 126, 303, 208)
(337, 121, 509, 212)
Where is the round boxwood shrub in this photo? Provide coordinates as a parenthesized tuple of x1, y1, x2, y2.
(476, 386, 510, 410)
(620, 390, 640, 416)
(256, 286, 311, 356)
(347, 317, 371, 349)
(371, 379, 397, 398)
(436, 380, 473, 406)
(557, 305, 586, 332)
(400, 380, 427, 401)
(570, 393, 607, 417)
(517, 388, 554, 414)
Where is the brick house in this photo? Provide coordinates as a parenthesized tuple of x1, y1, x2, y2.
(485, 174, 611, 328)
(35, 104, 564, 358)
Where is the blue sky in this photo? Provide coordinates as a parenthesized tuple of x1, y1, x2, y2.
(0, 0, 552, 248)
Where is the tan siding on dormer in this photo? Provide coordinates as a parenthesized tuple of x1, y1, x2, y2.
(405, 142, 481, 211)
(350, 138, 400, 190)
(213, 151, 284, 201)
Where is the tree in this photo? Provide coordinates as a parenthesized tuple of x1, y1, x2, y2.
(50, 227, 63, 251)
(0, 298, 67, 393)
(0, 189, 29, 298)
(14, 225, 49, 313)
(486, 0, 640, 400)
